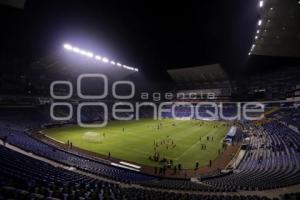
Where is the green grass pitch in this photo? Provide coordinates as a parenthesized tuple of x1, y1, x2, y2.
(43, 119, 229, 169)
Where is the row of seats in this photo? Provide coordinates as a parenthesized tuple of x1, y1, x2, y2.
(0, 145, 276, 200)
(0, 106, 300, 192)
(203, 119, 300, 190)
(0, 127, 154, 183)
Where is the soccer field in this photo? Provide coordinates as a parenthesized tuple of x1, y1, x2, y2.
(44, 119, 229, 169)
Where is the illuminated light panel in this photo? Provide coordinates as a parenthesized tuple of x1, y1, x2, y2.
(72, 47, 80, 53)
(63, 43, 72, 50)
(258, 20, 262, 26)
(95, 55, 102, 60)
(79, 50, 87, 56)
(62, 43, 139, 72)
(259, 1, 264, 8)
(122, 65, 136, 71)
(102, 57, 109, 63)
(123, 65, 135, 71)
(86, 52, 94, 58)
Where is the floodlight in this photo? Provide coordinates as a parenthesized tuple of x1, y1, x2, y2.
(63, 44, 72, 50)
(257, 30, 260, 34)
(79, 50, 87, 56)
(62, 43, 139, 72)
(123, 65, 128, 69)
(255, 36, 258, 39)
(259, 1, 263, 8)
(86, 52, 94, 58)
(258, 20, 262, 26)
(102, 57, 109, 63)
(95, 55, 102, 60)
(72, 47, 80, 53)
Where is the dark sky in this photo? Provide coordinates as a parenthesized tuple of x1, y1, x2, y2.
(0, 0, 298, 81)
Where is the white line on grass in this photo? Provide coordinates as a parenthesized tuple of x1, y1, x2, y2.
(174, 129, 218, 161)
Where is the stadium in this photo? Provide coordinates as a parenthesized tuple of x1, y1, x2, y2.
(0, 0, 300, 200)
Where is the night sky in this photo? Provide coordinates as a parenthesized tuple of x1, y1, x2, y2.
(0, 0, 299, 81)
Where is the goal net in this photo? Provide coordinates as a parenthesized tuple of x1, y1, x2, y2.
(82, 132, 102, 143)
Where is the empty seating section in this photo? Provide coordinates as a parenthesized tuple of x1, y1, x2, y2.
(0, 128, 154, 183)
(0, 105, 299, 195)
(140, 179, 224, 192)
(203, 120, 300, 190)
(279, 107, 300, 128)
(0, 146, 276, 200)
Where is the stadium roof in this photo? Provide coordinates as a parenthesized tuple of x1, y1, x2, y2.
(249, 0, 300, 57)
(167, 64, 228, 84)
(0, 0, 26, 9)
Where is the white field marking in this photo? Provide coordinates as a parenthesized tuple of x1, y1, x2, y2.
(46, 120, 225, 160)
(174, 129, 219, 161)
(83, 132, 152, 154)
(101, 120, 186, 138)
(44, 134, 66, 144)
(100, 129, 154, 141)
(45, 129, 152, 156)
(151, 121, 226, 160)
(90, 121, 195, 156)
(111, 121, 198, 153)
